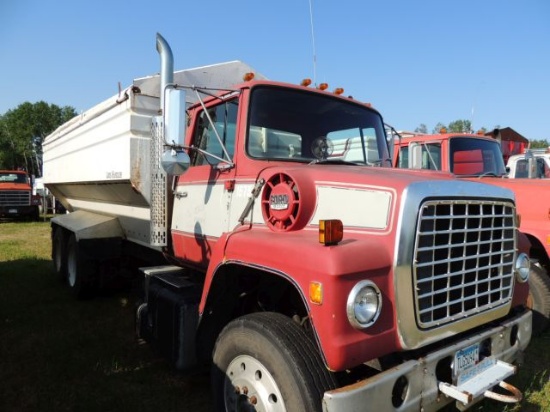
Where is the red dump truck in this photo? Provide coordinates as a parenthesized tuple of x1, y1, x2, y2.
(393, 132, 550, 336)
(42, 35, 533, 411)
(0, 169, 40, 221)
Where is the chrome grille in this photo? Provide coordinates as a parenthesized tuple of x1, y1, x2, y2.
(413, 200, 516, 329)
(0, 190, 30, 206)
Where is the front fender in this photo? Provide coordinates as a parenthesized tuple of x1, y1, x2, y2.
(201, 227, 400, 371)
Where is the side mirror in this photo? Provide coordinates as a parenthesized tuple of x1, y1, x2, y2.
(165, 88, 186, 145)
(161, 149, 190, 176)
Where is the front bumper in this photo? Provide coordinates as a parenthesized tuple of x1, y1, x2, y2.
(323, 310, 531, 412)
(0, 205, 38, 219)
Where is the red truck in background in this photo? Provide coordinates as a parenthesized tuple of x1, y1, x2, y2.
(393, 132, 550, 335)
(42, 35, 533, 411)
(0, 169, 40, 221)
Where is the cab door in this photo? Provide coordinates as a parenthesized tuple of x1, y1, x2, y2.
(171, 99, 239, 268)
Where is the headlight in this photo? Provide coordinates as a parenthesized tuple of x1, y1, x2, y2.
(514, 252, 530, 283)
(346, 280, 382, 329)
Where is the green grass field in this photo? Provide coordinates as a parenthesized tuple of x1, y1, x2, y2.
(0, 221, 549, 411)
(0, 221, 211, 412)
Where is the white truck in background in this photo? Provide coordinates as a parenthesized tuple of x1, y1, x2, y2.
(506, 150, 550, 179)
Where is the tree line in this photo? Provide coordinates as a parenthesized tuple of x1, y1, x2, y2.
(1, 103, 548, 178)
(414, 120, 549, 149)
(0, 102, 76, 176)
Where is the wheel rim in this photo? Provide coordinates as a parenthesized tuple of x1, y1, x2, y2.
(224, 355, 286, 412)
(67, 243, 77, 287)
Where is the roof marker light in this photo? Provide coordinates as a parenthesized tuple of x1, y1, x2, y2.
(243, 72, 255, 81)
(333, 87, 344, 95)
(301, 78, 312, 87)
(317, 83, 329, 91)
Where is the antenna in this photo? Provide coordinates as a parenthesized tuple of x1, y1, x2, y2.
(308, 0, 317, 85)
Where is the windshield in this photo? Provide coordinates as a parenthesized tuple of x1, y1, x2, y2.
(0, 172, 28, 184)
(246, 86, 390, 165)
(449, 137, 507, 176)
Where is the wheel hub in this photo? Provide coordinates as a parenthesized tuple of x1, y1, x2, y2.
(224, 355, 286, 412)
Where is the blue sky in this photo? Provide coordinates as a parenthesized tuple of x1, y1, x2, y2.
(1, 0, 549, 140)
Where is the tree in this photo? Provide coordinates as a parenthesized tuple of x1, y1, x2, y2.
(448, 119, 472, 133)
(0, 102, 76, 176)
(414, 123, 428, 134)
(530, 139, 549, 149)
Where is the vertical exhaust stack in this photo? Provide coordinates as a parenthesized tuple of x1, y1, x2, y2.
(150, 33, 174, 247)
(156, 33, 174, 111)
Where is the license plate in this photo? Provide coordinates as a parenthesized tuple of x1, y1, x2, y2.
(8, 208, 17, 214)
(454, 343, 479, 380)
(454, 343, 496, 386)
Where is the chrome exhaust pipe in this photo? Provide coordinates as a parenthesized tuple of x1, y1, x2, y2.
(155, 33, 174, 112)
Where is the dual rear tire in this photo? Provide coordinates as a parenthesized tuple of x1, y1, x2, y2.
(52, 228, 96, 299)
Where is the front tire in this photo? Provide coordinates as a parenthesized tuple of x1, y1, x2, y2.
(212, 312, 337, 412)
(528, 264, 550, 336)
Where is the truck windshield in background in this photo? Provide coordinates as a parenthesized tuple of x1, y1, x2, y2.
(0, 172, 29, 184)
(449, 137, 508, 176)
(246, 86, 390, 166)
(398, 137, 508, 176)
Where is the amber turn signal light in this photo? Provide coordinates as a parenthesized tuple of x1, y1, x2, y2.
(309, 281, 323, 305)
(319, 219, 343, 245)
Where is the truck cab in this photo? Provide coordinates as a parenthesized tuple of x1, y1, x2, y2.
(507, 151, 550, 179)
(0, 169, 40, 221)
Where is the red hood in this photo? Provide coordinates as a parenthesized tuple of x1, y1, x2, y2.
(0, 182, 31, 190)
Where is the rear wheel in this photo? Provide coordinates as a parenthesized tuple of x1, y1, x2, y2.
(52, 227, 67, 280)
(66, 235, 97, 299)
(527, 264, 550, 336)
(212, 312, 337, 412)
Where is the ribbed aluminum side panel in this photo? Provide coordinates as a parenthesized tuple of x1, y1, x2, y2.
(413, 200, 516, 329)
(0, 191, 30, 206)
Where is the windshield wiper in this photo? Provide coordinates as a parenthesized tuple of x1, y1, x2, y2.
(309, 159, 361, 166)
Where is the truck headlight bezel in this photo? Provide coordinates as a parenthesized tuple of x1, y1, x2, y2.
(514, 252, 530, 283)
(346, 280, 382, 329)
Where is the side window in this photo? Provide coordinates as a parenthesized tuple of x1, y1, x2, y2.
(193, 100, 238, 166)
(398, 147, 409, 168)
(515, 159, 528, 178)
(421, 144, 441, 170)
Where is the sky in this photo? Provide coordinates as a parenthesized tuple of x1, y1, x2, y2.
(1, 0, 549, 140)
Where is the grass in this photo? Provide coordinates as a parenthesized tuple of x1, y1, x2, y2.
(0, 220, 211, 412)
(1, 220, 549, 411)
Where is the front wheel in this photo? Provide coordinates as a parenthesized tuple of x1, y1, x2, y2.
(212, 312, 337, 412)
(528, 264, 550, 336)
